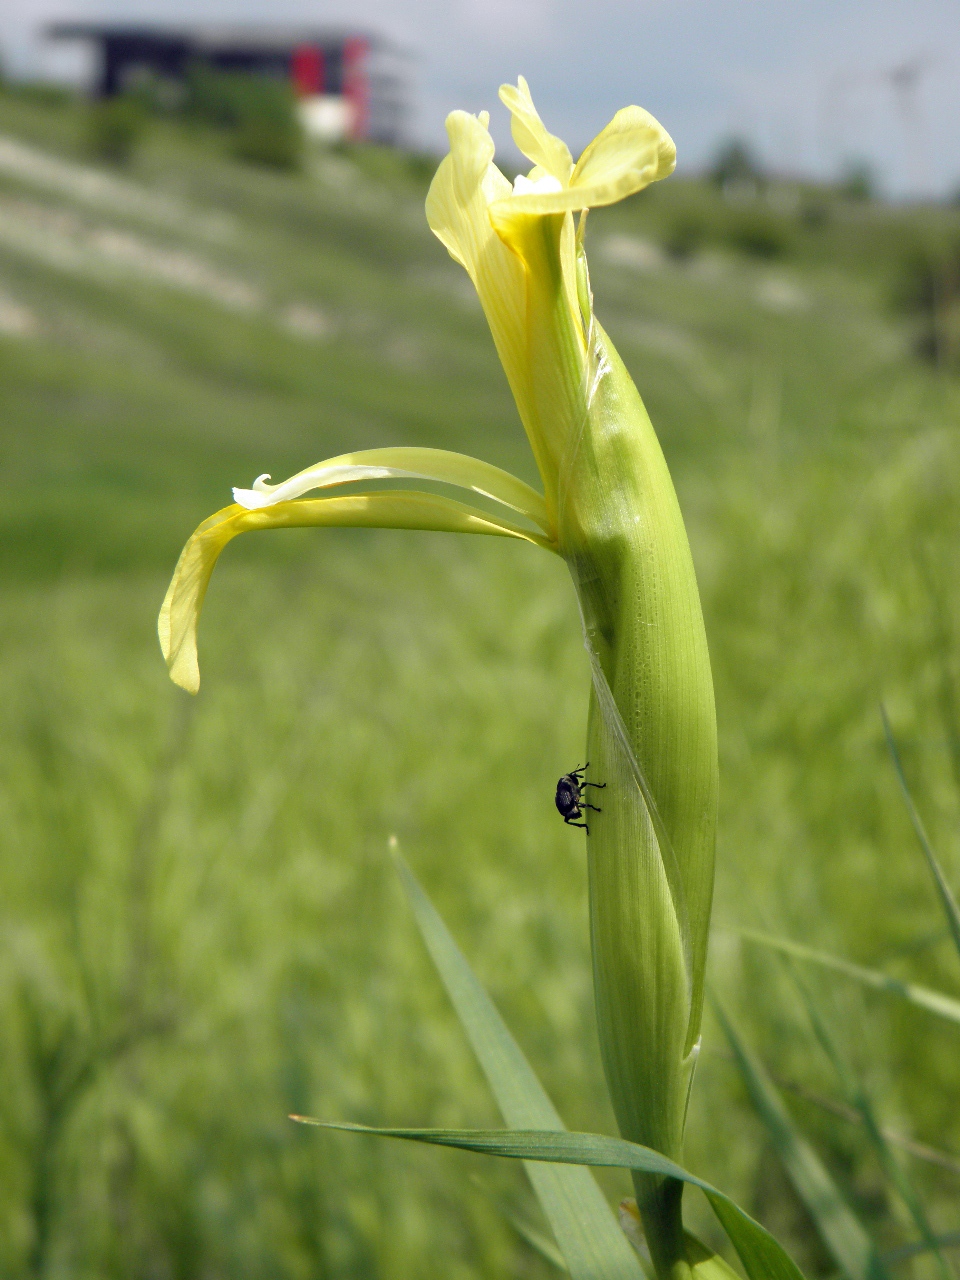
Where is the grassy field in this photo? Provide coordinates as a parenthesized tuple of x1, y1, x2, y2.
(2, 88, 960, 1279)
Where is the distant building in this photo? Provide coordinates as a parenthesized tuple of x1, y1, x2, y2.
(45, 23, 410, 145)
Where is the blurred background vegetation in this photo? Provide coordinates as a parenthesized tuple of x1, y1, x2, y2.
(1, 74, 960, 1280)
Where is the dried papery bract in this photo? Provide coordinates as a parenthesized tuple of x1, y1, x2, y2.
(159, 77, 717, 1280)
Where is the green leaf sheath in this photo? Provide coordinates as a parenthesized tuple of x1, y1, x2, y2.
(559, 323, 718, 1258)
(393, 850, 646, 1280)
(291, 1121, 805, 1280)
(710, 995, 886, 1280)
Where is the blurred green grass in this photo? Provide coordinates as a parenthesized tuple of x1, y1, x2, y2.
(2, 87, 960, 1278)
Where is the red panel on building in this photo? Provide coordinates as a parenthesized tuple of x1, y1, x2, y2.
(290, 44, 325, 97)
(342, 36, 369, 140)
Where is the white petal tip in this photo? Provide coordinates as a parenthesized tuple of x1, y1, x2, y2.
(512, 173, 564, 196)
(233, 487, 272, 509)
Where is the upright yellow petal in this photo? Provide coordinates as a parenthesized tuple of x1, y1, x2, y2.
(498, 76, 573, 183)
(425, 111, 510, 273)
(489, 105, 676, 219)
(485, 205, 586, 493)
(425, 111, 548, 501)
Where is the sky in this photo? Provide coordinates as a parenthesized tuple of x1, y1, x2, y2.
(3, 0, 959, 197)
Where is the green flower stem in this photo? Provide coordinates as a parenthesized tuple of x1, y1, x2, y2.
(639, 1177, 694, 1280)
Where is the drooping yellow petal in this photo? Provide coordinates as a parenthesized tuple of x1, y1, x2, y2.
(498, 76, 573, 183)
(570, 105, 676, 199)
(159, 491, 558, 693)
(232, 446, 553, 535)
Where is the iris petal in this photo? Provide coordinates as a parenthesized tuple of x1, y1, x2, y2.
(231, 446, 553, 535)
(570, 105, 676, 198)
(489, 106, 674, 220)
(498, 76, 573, 184)
(159, 491, 558, 694)
(425, 111, 551, 495)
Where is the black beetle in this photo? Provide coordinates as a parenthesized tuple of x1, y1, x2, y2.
(555, 763, 606, 832)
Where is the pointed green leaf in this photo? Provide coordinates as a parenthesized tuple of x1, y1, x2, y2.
(710, 995, 886, 1280)
(734, 931, 960, 1027)
(881, 707, 960, 964)
(290, 1120, 806, 1280)
(393, 848, 646, 1280)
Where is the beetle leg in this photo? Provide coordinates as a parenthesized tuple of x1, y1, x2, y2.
(582, 780, 606, 789)
(581, 801, 602, 813)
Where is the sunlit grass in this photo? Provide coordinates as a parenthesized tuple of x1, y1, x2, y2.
(1, 84, 960, 1276)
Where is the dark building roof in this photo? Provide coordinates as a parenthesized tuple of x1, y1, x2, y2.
(46, 22, 404, 54)
(45, 21, 412, 144)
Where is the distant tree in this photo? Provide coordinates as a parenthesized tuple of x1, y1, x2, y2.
(663, 212, 707, 260)
(122, 66, 186, 116)
(710, 138, 765, 195)
(87, 95, 146, 166)
(724, 209, 789, 258)
(183, 67, 302, 170)
(838, 159, 874, 202)
(893, 237, 960, 369)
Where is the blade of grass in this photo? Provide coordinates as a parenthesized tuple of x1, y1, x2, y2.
(733, 930, 960, 1027)
(914, 549, 960, 804)
(291, 1118, 807, 1280)
(883, 1233, 960, 1266)
(710, 994, 886, 1280)
(881, 705, 960, 964)
(392, 848, 752, 1280)
(786, 960, 951, 1280)
(509, 1213, 571, 1271)
(390, 843, 646, 1280)
(708, 1048, 960, 1176)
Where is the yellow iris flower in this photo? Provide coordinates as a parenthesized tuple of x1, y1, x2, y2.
(160, 79, 716, 1280)
(425, 77, 674, 517)
(159, 77, 674, 694)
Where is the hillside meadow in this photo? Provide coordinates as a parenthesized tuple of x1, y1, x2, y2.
(1, 86, 960, 1278)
